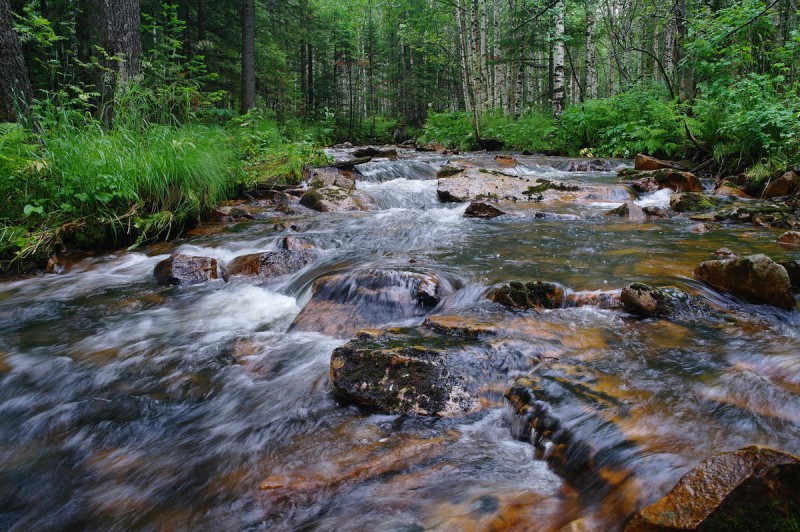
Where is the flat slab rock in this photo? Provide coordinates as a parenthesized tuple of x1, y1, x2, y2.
(626, 446, 800, 531)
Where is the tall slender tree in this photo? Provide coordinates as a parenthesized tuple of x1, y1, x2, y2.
(0, 0, 34, 122)
(241, 0, 256, 113)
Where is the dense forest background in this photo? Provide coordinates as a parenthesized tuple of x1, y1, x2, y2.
(1, 0, 799, 269)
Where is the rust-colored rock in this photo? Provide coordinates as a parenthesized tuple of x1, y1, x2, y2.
(280, 236, 313, 251)
(653, 170, 703, 192)
(299, 186, 374, 212)
(620, 283, 709, 318)
(225, 250, 314, 279)
(494, 154, 518, 166)
(762, 171, 800, 198)
(694, 254, 795, 309)
(464, 202, 506, 219)
(714, 182, 749, 198)
(778, 231, 800, 248)
(153, 254, 218, 285)
(625, 446, 800, 531)
(634, 154, 684, 172)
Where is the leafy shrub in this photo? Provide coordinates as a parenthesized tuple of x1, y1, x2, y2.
(560, 86, 687, 158)
(481, 110, 562, 153)
(419, 111, 477, 150)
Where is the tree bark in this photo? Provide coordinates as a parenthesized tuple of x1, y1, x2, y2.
(552, 0, 566, 117)
(241, 0, 256, 114)
(96, 0, 142, 86)
(585, 0, 598, 99)
(0, 0, 35, 122)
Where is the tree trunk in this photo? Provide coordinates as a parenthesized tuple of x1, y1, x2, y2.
(0, 0, 35, 122)
(585, 0, 598, 99)
(241, 0, 256, 114)
(96, 0, 141, 86)
(552, 0, 566, 117)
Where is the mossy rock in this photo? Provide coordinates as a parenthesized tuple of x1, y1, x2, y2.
(491, 281, 567, 309)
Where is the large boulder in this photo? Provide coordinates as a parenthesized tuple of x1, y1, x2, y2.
(330, 329, 481, 417)
(694, 254, 795, 309)
(634, 154, 686, 172)
(299, 186, 375, 212)
(653, 169, 703, 192)
(492, 281, 567, 309)
(620, 283, 709, 318)
(306, 166, 355, 189)
(153, 254, 219, 285)
(670, 192, 721, 213)
(464, 202, 506, 219)
(291, 269, 449, 338)
(225, 250, 314, 280)
(778, 259, 800, 291)
(625, 446, 800, 531)
(762, 171, 800, 198)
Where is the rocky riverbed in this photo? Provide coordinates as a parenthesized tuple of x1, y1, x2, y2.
(1, 146, 798, 530)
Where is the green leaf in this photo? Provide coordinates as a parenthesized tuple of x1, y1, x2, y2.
(23, 204, 44, 216)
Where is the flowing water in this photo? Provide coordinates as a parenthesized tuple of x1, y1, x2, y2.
(1, 150, 798, 530)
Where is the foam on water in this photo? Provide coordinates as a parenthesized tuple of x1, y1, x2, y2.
(635, 188, 673, 209)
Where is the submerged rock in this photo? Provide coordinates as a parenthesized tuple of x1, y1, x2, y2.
(625, 446, 800, 532)
(464, 202, 506, 219)
(225, 250, 315, 280)
(153, 254, 219, 285)
(620, 283, 709, 318)
(492, 281, 567, 309)
(605, 203, 648, 221)
(291, 269, 449, 338)
(694, 254, 795, 309)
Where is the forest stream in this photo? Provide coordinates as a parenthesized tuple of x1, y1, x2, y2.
(1, 148, 799, 530)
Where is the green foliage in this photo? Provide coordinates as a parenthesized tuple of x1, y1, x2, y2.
(481, 110, 562, 153)
(560, 87, 686, 158)
(419, 112, 477, 151)
(693, 74, 799, 169)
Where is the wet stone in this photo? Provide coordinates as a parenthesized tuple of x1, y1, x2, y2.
(280, 236, 313, 251)
(605, 203, 648, 222)
(225, 250, 314, 280)
(299, 186, 375, 212)
(778, 259, 800, 291)
(620, 283, 710, 319)
(778, 231, 800, 248)
(625, 446, 800, 532)
(652, 169, 703, 192)
(694, 254, 795, 309)
(491, 281, 567, 310)
(329, 328, 482, 417)
(153, 254, 219, 286)
(464, 202, 506, 219)
(634, 154, 685, 172)
(670, 192, 721, 213)
(291, 269, 450, 338)
(762, 171, 800, 198)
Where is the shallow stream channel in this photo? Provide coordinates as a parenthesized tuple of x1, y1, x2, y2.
(1, 148, 798, 530)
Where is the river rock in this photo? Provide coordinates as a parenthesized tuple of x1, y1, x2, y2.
(280, 236, 313, 251)
(567, 159, 616, 172)
(778, 231, 800, 248)
(620, 283, 709, 318)
(306, 167, 355, 189)
(464, 202, 505, 219)
(492, 281, 567, 309)
(352, 147, 398, 160)
(714, 181, 749, 198)
(625, 446, 800, 532)
(330, 156, 373, 169)
(634, 154, 685, 171)
(670, 192, 721, 212)
(330, 329, 481, 416)
(694, 254, 795, 309)
(299, 186, 374, 212)
(494, 154, 518, 166)
(225, 250, 315, 280)
(505, 364, 640, 495)
(291, 269, 449, 337)
(153, 254, 219, 285)
(778, 259, 800, 291)
(653, 169, 703, 192)
(605, 203, 648, 221)
(762, 171, 800, 198)
(642, 206, 669, 218)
